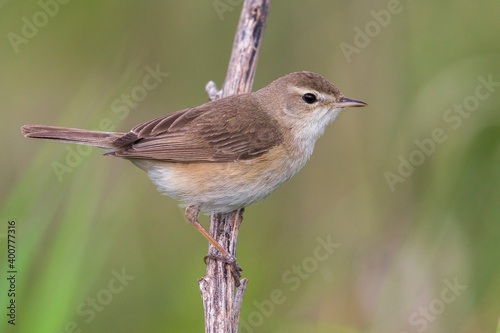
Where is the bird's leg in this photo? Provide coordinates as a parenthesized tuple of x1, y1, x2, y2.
(185, 205, 242, 286)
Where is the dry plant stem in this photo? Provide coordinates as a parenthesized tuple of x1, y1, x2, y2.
(206, 0, 271, 99)
(198, 0, 271, 332)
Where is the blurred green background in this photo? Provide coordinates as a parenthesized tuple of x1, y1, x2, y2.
(1, 0, 500, 332)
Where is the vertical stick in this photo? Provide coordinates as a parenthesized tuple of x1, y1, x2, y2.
(198, 1, 271, 332)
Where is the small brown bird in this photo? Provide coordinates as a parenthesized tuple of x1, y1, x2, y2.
(22, 71, 366, 285)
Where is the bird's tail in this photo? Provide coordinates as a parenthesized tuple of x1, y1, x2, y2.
(21, 125, 126, 149)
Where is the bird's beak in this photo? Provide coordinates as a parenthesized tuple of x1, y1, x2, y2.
(334, 97, 367, 108)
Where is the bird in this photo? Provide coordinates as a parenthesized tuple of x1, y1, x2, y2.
(22, 71, 366, 285)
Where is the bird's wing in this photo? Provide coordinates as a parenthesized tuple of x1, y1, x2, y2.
(106, 94, 283, 162)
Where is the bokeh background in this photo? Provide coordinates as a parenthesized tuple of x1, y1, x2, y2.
(1, 1, 500, 332)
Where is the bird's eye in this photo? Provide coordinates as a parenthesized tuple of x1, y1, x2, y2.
(302, 93, 318, 104)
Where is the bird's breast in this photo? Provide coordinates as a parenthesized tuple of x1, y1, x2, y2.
(141, 143, 307, 213)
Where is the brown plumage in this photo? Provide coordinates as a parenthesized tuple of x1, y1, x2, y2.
(21, 125, 124, 149)
(107, 93, 283, 162)
(22, 92, 283, 163)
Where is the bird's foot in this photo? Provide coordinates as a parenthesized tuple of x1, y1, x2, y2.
(204, 253, 242, 287)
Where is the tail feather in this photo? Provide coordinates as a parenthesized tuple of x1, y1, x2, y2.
(21, 125, 125, 149)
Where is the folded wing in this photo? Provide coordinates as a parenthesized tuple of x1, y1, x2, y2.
(106, 94, 283, 162)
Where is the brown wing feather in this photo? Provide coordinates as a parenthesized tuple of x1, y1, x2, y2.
(106, 94, 283, 162)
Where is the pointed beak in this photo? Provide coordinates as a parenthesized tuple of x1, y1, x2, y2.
(335, 97, 367, 108)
